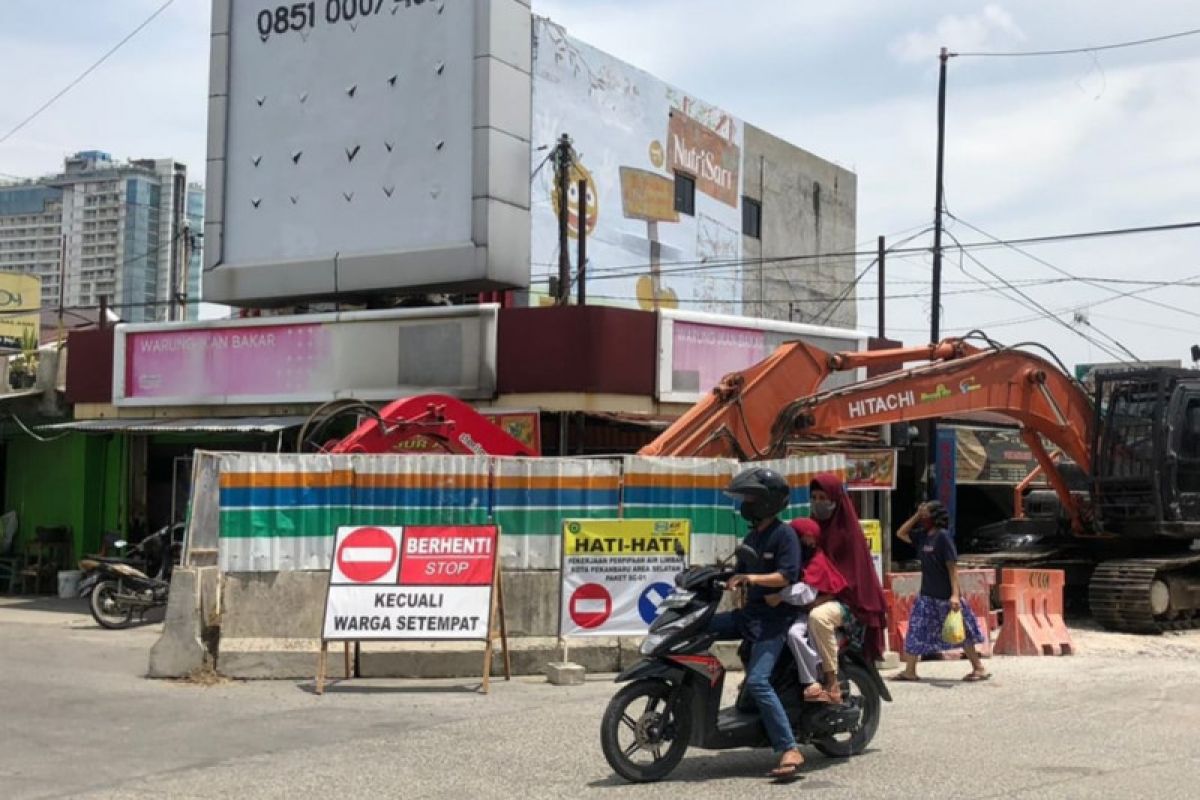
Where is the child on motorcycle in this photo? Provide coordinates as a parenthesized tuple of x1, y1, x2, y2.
(766, 518, 848, 703)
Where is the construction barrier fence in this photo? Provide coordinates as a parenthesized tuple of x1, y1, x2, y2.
(212, 452, 847, 572)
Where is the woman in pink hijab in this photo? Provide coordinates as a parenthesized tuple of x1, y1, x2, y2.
(805, 473, 889, 701)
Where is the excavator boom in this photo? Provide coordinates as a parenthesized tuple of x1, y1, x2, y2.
(640, 338, 980, 458)
(782, 349, 1095, 532)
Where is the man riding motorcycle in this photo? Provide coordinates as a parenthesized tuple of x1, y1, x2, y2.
(709, 467, 806, 779)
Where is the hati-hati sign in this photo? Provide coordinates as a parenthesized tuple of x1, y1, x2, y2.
(318, 524, 510, 693)
(559, 519, 690, 638)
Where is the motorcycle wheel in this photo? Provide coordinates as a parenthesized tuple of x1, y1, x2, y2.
(600, 679, 691, 783)
(813, 662, 881, 758)
(90, 580, 134, 629)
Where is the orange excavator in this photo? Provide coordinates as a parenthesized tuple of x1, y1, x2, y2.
(640, 335, 1200, 633)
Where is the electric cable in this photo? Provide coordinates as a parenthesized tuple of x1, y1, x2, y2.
(0, 0, 179, 145)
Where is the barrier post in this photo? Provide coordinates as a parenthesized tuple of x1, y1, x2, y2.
(994, 568, 1075, 656)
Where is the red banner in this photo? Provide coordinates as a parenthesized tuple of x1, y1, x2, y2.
(398, 526, 498, 587)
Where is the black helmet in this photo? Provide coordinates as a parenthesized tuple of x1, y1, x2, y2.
(726, 468, 790, 523)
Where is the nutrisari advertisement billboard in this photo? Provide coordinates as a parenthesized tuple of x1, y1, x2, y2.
(531, 18, 745, 315)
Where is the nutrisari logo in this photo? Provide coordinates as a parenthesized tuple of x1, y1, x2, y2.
(667, 111, 740, 207)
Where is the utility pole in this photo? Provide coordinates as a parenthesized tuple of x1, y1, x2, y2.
(576, 178, 588, 305)
(555, 134, 573, 306)
(877, 235, 886, 339)
(928, 47, 950, 500)
(930, 46, 949, 344)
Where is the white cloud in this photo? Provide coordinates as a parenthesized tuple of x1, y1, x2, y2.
(891, 4, 1026, 63)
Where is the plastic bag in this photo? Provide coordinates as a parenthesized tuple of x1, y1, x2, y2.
(942, 609, 966, 645)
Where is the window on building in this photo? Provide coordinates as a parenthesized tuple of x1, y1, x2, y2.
(742, 197, 762, 239)
(674, 171, 695, 216)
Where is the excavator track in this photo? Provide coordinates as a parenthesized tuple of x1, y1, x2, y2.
(1089, 554, 1200, 634)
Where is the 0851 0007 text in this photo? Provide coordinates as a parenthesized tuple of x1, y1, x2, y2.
(254, 0, 428, 43)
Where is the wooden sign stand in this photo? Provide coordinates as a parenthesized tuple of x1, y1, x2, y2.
(314, 527, 511, 695)
(315, 641, 353, 695)
(481, 554, 512, 694)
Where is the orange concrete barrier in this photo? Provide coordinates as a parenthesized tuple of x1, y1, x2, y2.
(993, 568, 1075, 656)
(884, 570, 995, 658)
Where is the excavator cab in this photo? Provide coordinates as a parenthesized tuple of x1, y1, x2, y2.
(1093, 368, 1200, 537)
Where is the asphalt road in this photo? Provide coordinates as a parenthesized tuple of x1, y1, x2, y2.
(2, 597, 1199, 799)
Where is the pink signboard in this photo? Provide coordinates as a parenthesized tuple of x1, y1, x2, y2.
(670, 321, 767, 394)
(124, 323, 332, 400)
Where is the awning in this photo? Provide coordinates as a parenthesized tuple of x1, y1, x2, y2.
(38, 415, 310, 434)
(0, 390, 43, 405)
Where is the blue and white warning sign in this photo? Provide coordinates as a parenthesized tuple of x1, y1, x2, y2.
(638, 582, 674, 625)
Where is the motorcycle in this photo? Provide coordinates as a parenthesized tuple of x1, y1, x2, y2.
(78, 523, 183, 629)
(600, 545, 891, 783)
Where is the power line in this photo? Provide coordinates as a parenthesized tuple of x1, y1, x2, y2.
(0, 0, 178, 145)
(568, 218, 1200, 284)
(943, 229, 1133, 362)
(948, 213, 1200, 322)
(908, 271, 1200, 335)
(953, 26, 1200, 58)
(811, 227, 934, 325)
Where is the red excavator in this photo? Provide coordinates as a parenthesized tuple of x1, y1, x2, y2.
(297, 395, 537, 457)
(640, 334, 1200, 633)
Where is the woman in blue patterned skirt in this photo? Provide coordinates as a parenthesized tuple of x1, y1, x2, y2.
(892, 501, 991, 682)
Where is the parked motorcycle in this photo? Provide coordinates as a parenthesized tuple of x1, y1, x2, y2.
(78, 523, 183, 629)
(600, 545, 891, 783)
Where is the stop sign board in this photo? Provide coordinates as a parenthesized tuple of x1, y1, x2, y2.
(333, 526, 400, 584)
(569, 583, 612, 629)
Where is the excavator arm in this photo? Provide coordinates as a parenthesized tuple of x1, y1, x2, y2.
(640, 338, 980, 458)
(780, 349, 1096, 533)
(322, 394, 537, 456)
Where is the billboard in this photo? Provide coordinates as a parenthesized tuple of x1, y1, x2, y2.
(531, 18, 745, 315)
(204, 0, 532, 304)
(655, 309, 868, 403)
(113, 305, 498, 406)
(0, 272, 40, 352)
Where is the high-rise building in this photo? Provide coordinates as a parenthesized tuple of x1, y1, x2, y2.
(0, 151, 202, 323)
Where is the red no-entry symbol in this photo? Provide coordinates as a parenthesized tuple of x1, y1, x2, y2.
(569, 583, 612, 629)
(335, 527, 399, 584)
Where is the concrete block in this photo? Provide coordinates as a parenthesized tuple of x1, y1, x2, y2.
(499, 570, 560, 637)
(217, 571, 328, 678)
(149, 568, 207, 678)
(545, 662, 586, 686)
(218, 637, 324, 680)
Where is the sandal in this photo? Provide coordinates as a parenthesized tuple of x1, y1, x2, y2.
(767, 751, 804, 780)
(889, 673, 921, 683)
(963, 670, 992, 682)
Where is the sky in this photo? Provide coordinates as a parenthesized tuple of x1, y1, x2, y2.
(1, 0, 1198, 370)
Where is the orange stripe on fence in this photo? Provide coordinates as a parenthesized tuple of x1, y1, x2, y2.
(219, 470, 354, 489)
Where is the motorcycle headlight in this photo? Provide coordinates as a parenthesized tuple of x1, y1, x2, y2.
(639, 634, 666, 655)
(659, 591, 695, 610)
(639, 606, 708, 655)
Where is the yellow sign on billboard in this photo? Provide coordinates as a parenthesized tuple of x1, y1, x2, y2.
(0, 272, 41, 352)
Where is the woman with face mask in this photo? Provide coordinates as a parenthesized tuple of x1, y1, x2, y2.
(892, 501, 990, 682)
(804, 473, 889, 702)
